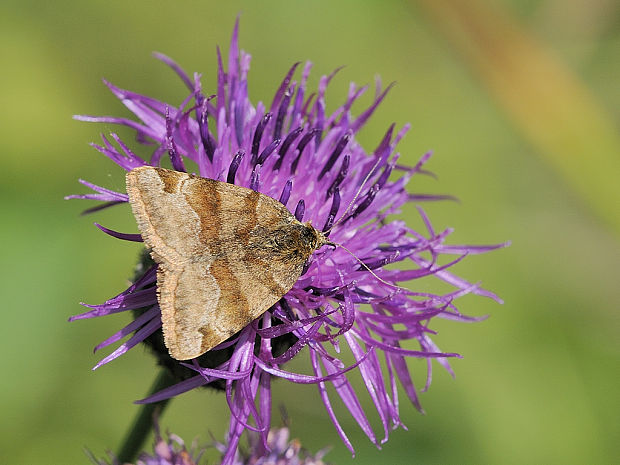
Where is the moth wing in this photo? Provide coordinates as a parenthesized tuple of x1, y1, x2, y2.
(159, 188, 308, 360)
(157, 262, 221, 360)
(127, 166, 309, 360)
(158, 247, 304, 360)
(126, 166, 219, 264)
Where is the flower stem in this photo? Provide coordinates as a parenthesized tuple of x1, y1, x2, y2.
(116, 369, 176, 463)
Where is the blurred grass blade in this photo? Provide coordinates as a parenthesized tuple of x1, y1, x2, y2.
(417, 0, 620, 234)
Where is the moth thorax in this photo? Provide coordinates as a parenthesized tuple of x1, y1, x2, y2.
(301, 222, 329, 252)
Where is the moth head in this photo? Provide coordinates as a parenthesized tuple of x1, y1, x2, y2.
(302, 222, 409, 293)
(301, 221, 332, 252)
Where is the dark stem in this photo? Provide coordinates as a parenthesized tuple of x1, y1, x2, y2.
(116, 369, 176, 463)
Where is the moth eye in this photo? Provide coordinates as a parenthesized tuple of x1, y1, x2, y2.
(300, 226, 314, 242)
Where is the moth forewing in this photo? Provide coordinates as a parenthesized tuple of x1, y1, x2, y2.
(126, 166, 329, 360)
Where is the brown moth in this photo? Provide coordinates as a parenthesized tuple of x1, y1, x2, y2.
(126, 166, 330, 360)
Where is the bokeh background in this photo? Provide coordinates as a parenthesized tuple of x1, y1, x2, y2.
(1, 1, 618, 464)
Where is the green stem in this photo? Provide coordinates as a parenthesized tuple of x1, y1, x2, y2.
(116, 369, 176, 463)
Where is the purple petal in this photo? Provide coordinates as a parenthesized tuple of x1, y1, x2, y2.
(93, 315, 162, 369)
(93, 306, 159, 353)
(310, 349, 356, 456)
(136, 375, 209, 404)
(270, 62, 301, 114)
(94, 223, 142, 242)
(152, 52, 194, 90)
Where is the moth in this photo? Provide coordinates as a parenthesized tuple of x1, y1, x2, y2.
(126, 166, 331, 360)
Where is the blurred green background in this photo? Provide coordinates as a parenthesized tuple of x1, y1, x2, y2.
(1, 1, 618, 464)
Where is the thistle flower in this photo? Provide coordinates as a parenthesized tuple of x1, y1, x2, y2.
(95, 425, 326, 465)
(92, 419, 202, 465)
(69, 19, 507, 464)
(219, 426, 329, 465)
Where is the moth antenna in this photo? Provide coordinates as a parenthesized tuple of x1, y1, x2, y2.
(326, 156, 383, 234)
(327, 240, 408, 292)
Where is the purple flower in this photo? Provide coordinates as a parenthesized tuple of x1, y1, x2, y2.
(93, 423, 203, 465)
(95, 425, 327, 465)
(219, 426, 329, 465)
(69, 19, 507, 464)
(135, 434, 200, 465)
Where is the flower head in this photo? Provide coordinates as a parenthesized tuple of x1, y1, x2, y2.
(69, 19, 507, 464)
(135, 433, 200, 465)
(220, 426, 329, 465)
(94, 424, 327, 465)
(93, 423, 202, 465)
